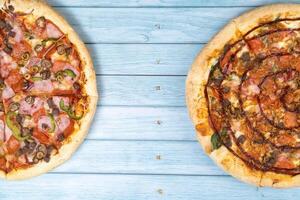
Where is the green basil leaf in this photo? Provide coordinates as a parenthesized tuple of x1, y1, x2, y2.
(211, 132, 222, 150)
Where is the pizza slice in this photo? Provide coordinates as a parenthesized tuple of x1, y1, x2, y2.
(0, 12, 83, 96)
(1, 92, 89, 173)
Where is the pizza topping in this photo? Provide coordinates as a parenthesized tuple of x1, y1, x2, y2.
(41, 59, 52, 69)
(0, 51, 17, 78)
(2, 85, 15, 99)
(40, 69, 51, 80)
(9, 102, 19, 112)
(34, 44, 43, 53)
(0, 103, 4, 112)
(30, 80, 54, 93)
(35, 151, 45, 160)
(19, 96, 43, 115)
(56, 44, 66, 55)
(37, 114, 55, 133)
(6, 136, 20, 154)
(73, 82, 80, 90)
(0, 3, 90, 174)
(205, 19, 300, 175)
(6, 111, 27, 141)
(25, 96, 35, 104)
(21, 127, 32, 138)
(36, 16, 46, 28)
(211, 132, 222, 150)
(56, 114, 71, 133)
(21, 52, 30, 62)
(59, 99, 83, 120)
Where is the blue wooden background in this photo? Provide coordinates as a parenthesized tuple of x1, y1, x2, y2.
(1, 0, 300, 199)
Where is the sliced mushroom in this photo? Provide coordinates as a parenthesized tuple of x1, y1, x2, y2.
(9, 102, 20, 112)
(25, 96, 35, 104)
(36, 16, 46, 28)
(41, 70, 51, 80)
(34, 44, 43, 52)
(36, 151, 45, 160)
(41, 59, 52, 69)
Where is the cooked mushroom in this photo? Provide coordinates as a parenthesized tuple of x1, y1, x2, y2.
(36, 16, 46, 28)
(41, 70, 51, 80)
(25, 96, 35, 104)
(41, 59, 52, 69)
(34, 44, 43, 52)
(9, 102, 20, 112)
(56, 44, 66, 55)
(36, 151, 45, 160)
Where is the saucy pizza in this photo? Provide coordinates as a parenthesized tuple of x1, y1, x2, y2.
(186, 4, 300, 187)
(0, 0, 97, 179)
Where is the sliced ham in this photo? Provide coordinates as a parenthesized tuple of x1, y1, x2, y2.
(0, 51, 17, 78)
(52, 61, 80, 83)
(30, 80, 54, 94)
(2, 85, 15, 99)
(0, 120, 4, 142)
(25, 56, 41, 68)
(69, 49, 80, 68)
(19, 97, 44, 115)
(5, 136, 20, 154)
(4, 125, 12, 143)
(38, 115, 55, 133)
(52, 61, 80, 75)
(12, 24, 24, 43)
(55, 114, 70, 133)
(46, 22, 63, 39)
(17, 154, 27, 165)
(11, 41, 32, 60)
(52, 96, 70, 109)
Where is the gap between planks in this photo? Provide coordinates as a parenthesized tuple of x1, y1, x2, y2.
(48, 172, 229, 177)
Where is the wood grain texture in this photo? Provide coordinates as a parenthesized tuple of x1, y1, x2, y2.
(88, 106, 194, 140)
(5, 1, 296, 198)
(52, 140, 222, 175)
(99, 76, 185, 106)
(2, 174, 300, 200)
(89, 44, 202, 75)
(54, 7, 249, 43)
(48, 0, 300, 7)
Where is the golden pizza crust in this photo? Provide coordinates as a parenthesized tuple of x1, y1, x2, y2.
(1, 0, 98, 180)
(0, 170, 5, 179)
(186, 4, 300, 188)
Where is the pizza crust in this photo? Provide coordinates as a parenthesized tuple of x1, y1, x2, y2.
(0, 0, 98, 180)
(186, 4, 300, 188)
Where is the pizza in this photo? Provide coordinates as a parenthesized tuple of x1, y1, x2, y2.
(186, 4, 300, 187)
(0, 0, 97, 179)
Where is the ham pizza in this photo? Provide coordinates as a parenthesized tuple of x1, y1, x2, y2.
(186, 4, 300, 187)
(0, 0, 97, 179)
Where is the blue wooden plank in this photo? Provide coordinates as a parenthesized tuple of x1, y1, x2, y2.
(55, 7, 250, 43)
(52, 140, 223, 175)
(89, 44, 202, 75)
(2, 174, 300, 200)
(88, 106, 195, 140)
(48, 0, 300, 7)
(99, 76, 185, 106)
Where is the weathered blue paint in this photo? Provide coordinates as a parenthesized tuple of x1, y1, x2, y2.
(3, 1, 298, 199)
